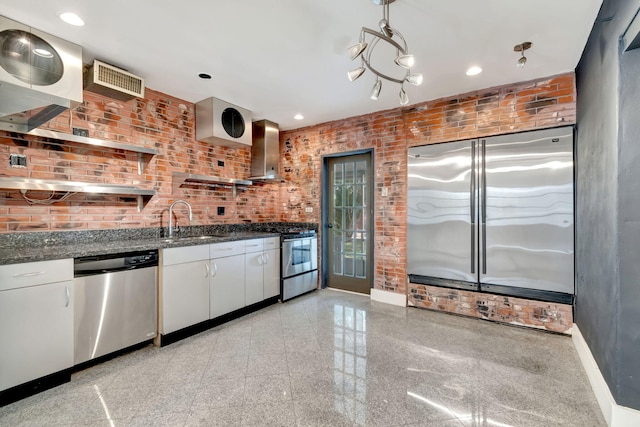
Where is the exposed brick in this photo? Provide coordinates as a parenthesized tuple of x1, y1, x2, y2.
(0, 72, 576, 322)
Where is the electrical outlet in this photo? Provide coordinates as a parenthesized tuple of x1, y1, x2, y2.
(381, 187, 389, 197)
(72, 127, 89, 137)
(305, 206, 313, 213)
(217, 206, 225, 216)
(9, 154, 27, 168)
(217, 160, 225, 167)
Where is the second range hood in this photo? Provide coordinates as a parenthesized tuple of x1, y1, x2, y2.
(249, 120, 285, 183)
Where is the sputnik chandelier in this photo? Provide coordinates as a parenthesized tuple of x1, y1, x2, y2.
(347, 0, 423, 105)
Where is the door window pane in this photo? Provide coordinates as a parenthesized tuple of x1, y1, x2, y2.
(334, 164, 344, 185)
(355, 185, 365, 207)
(355, 238, 366, 255)
(345, 208, 354, 231)
(355, 256, 366, 278)
(356, 161, 367, 183)
(333, 252, 343, 275)
(344, 186, 353, 207)
(334, 231, 344, 253)
(334, 186, 343, 207)
(355, 209, 365, 231)
(334, 208, 344, 230)
(345, 162, 355, 184)
(344, 256, 354, 277)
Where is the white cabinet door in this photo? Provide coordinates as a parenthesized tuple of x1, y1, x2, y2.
(210, 254, 245, 318)
(263, 248, 281, 299)
(0, 280, 73, 391)
(245, 251, 264, 306)
(161, 261, 209, 334)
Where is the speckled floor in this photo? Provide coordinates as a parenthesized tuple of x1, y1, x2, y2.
(0, 288, 605, 426)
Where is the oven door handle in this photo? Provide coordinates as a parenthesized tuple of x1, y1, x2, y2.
(283, 238, 317, 243)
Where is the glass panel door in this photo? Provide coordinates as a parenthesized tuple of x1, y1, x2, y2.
(327, 153, 372, 294)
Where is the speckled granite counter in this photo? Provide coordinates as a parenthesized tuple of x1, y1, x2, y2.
(0, 223, 317, 265)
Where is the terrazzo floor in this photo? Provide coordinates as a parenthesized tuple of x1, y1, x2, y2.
(0, 288, 605, 426)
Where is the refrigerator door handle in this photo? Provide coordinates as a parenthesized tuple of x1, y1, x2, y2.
(470, 141, 476, 274)
(481, 139, 487, 275)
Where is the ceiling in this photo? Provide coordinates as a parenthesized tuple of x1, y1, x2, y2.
(2, 0, 603, 131)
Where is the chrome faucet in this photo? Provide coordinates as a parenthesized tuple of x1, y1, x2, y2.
(168, 199, 193, 238)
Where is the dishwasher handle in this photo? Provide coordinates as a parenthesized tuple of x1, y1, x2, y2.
(74, 250, 158, 277)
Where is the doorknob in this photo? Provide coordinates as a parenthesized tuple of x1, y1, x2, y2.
(327, 223, 333, 228)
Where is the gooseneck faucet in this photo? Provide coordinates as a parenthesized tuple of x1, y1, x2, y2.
(168, 199, 193, 238)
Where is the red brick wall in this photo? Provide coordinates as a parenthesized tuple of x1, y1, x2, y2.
(0, 90, 279, 232)
(0, 73, 577, 331)
(279, 73, 576, 332)
(280, 73, 575, 292)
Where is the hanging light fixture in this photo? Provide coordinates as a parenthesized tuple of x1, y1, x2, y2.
(346, 0, 422, 105)
(514, 42, 532, 68)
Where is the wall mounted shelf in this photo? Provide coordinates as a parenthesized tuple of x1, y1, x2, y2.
(172, 173, 252, 197)
(0, 124, 158, 174)
(0, 177, 156, 211)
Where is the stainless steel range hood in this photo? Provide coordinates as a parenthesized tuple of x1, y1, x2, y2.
(0, 16, 83, 132)
(249, 120, 285, 183)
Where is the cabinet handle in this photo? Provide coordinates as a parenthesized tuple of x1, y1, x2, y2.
(205, 263, 210, 278)
(264, 253, 270, 263)
(247, 244, 260, 247)
(212, 262, 218, 277)
(13, 271, 45, 278)
(65, 286, 70, 308)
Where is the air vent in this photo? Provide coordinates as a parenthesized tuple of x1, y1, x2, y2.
(84, 60, 144, 101)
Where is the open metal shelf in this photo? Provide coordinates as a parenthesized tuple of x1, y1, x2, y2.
(0, 177, 156, 211)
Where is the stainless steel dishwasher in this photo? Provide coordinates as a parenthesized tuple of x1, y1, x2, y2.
(73, 250, 158, 365)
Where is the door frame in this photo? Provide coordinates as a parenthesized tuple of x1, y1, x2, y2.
(321, 149, 375, 290)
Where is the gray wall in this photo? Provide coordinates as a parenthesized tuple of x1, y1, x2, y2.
(576, 0, 640, 410)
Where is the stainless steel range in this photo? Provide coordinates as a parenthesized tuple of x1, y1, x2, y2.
(281, 229, 318, 301)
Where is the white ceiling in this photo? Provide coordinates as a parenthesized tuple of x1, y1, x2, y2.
(2, 0, 603, 131)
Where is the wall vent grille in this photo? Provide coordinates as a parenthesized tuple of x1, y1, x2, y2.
(84, 60, 145, 101)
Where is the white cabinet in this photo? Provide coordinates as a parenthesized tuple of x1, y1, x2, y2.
(244, 239, 264, 306)
(160, 235, 282, 333)
(0, 259, 73, 392)
(160, 245, 210, 334)
(245, 237, 281, 304)
(263, 238, 281, 299)
(209, 241, 245, 319)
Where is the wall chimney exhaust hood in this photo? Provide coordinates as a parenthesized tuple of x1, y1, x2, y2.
(249, 120, 285, 183)
(0, 16, 83, 133)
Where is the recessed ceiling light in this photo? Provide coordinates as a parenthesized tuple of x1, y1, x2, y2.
(466, 66, 482, 76)
(59, 12, 84, 27)
(294, 114, 304, 120)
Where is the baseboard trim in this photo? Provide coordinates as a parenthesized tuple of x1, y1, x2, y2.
(572, 324, 640, 426)
(370, 289, 407, 307)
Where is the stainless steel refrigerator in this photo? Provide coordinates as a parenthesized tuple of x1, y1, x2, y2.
(407, 126, 574, 303)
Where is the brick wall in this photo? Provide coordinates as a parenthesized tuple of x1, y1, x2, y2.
(0, 90, 279, 232)
(279, 73, 575, 332)
(0, 73, 576, 332)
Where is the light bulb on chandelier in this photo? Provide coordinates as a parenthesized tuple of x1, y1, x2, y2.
(514, 41, 532, 68)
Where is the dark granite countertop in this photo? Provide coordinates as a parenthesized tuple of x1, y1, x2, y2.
(0, 223, 316, 266)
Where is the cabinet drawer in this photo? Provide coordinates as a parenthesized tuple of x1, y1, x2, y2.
(162, 244, 209, 266)
(0, 259, 73, 291)
(244, 239, 263, 253)
(210, 240, 245, 258)
(263, 237, 280, 251)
